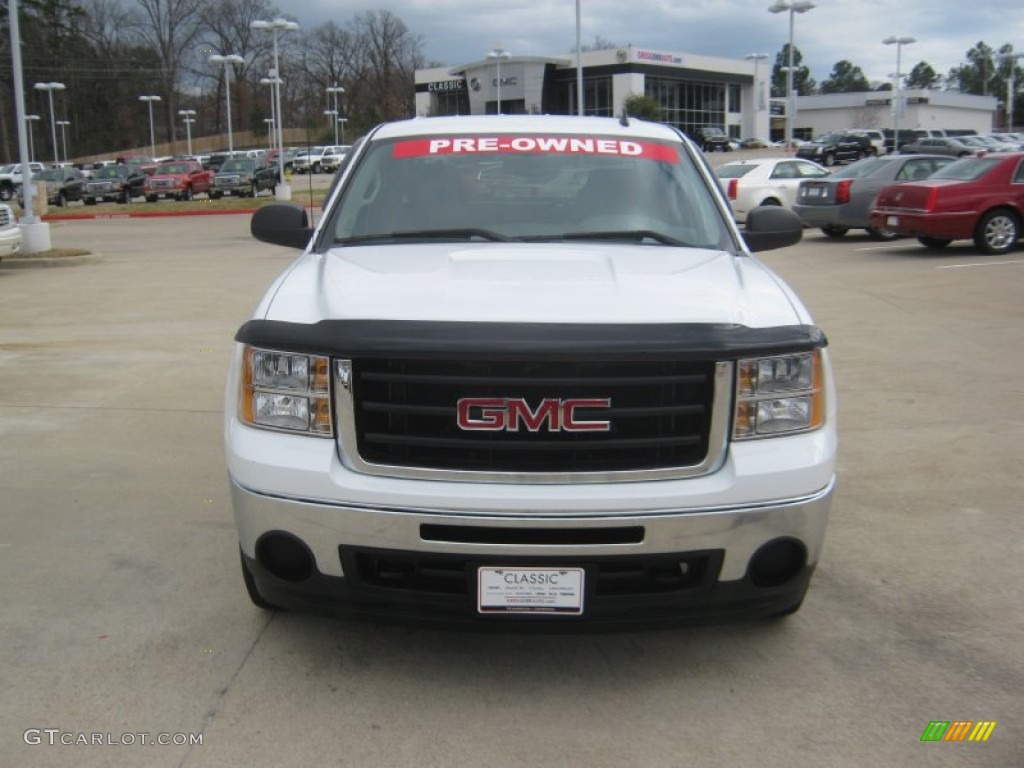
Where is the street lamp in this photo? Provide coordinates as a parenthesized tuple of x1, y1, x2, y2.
(25, 114, 41, 162)
(487, 44, 511, 115)
(768, 1, 815, 147)
(338, 117, 348, 145)
(745, 52, 769, 112)
(138, 95, 161, 158)
(323, 109, 338, 144)
(34, 81, 66, 166)
(56, 119, 71, 163)
(326, 84, 345, 142)
(209, 53, 244, 155)
(252, 18, 300, 200)
(259, 74, 281, 151)
(883, 36, 916, 153)
(178, 109, 196, 156)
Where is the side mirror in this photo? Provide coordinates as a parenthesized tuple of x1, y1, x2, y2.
(742, 206, 803, 252)
(251, 203, 313, 250)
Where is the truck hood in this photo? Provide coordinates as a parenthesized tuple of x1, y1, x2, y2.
(262, 242, 803, 328)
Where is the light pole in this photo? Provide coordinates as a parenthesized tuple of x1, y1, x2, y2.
(487, 44, 511, 115)
(252, 18, 300, 200)
(768, 1, 814, 147)
(323, 109, 338, 144)
(138, 95, 161, 158)
(327, 84, 345, 142)
(338, 117, 348, 145)
(745, 52, 769, 116)
(56, 119, 70, 163)
(259, 74, 281, 151)
(25, 114, 40, 162)
(575, 0, 584, 116)
(263, 118, 275, 151)
(209, 53, 244, 155)
(178, 109, 196, 156)
(997, 52, 1024, 131)
(34, 81, 65, 166)
(883, 36, 916, 153)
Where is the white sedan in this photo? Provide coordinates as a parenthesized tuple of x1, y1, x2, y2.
(0, 202, 23, 260)
(714, 157, 829, 222)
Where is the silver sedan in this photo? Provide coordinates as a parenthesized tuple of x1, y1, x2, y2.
(792, 154, 954, 239)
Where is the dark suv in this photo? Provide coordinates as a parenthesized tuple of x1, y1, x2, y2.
(693, 126, 732, 152)
(796, 132, 875, 166)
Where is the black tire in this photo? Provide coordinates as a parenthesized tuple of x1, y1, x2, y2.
(823, 152, 836, 167)
(179, 186, 193, 202)
(918, 236, 952, 248)
(210, 191, 222, 200)
(973, 209, 1019, 255)
(57, 192, 67, 208)
(119, 189, 130, 204)
(866, 225, 899, 241)
(240, 549, 277, 610)
(250, 182, 258, 198)
(313, 162, 322, 174)
(0, 184, 12, 201)
(84, 198, 97, 206)
(821, 225, 849, 238)
(146, 195, 157, 203)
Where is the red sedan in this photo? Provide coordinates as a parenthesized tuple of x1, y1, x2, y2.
(869, 152, 1024, 254)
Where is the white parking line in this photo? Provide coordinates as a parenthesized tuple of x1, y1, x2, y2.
(937, 259, 1024, 269)
(854, 244, 921, 252)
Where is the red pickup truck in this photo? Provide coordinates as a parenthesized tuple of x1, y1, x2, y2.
(143, 159, 212, 202)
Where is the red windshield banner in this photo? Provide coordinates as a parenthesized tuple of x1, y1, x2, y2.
(393, 136, 679, 162)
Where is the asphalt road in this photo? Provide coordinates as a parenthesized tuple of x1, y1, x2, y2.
(1, 215, 1021, 767)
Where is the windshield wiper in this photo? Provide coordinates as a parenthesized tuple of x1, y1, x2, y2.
(529, 230, 690, 246)
(335, 228, 513, 245)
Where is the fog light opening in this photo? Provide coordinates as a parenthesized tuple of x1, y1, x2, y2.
(256, 533, 315, 582)
(749, 538, 806, 588)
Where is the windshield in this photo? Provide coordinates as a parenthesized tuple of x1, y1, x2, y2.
(811, 134, 838, 144)
(929, 157, 1002, 181)
(829, 157, 889, 178)
(714, 164, 758, 179)
(320, 134, 730, 249)
(37, 169, 64, 181)
(155, 163, 190, 174)
(95, 166, 127, 179)
(220, 159, 253, 172)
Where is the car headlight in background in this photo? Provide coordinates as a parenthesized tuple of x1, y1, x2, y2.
(733, 351, 824, 439)
(240, 347, 332, 436)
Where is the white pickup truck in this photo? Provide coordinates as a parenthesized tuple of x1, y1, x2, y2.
(0, 162, 45, 201)
(226, 115, 837, 629)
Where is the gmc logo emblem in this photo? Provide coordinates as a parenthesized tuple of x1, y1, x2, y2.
(456, 398, 611, 432)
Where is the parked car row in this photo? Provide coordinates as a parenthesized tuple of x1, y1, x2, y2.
(716, 150, 1024, 255)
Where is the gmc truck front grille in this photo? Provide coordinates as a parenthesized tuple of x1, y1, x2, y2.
(336, 358, 731, 481)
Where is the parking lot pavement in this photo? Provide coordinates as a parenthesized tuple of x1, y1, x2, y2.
(1, 218, 1021, 767)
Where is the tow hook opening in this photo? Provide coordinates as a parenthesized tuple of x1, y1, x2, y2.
(748, 538, 807, 588)
(256, 532, 315, 582)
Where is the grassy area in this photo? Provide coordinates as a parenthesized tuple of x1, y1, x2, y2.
(44, 188, 324, 216)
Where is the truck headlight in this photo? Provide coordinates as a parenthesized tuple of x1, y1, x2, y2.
(733, 351, 824, 439)
(240, 347, 332, 436)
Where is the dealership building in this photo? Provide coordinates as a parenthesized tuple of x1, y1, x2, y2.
(415, 46, 998, 141)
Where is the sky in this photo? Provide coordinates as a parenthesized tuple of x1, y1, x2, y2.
(292, 0, 1024, 85)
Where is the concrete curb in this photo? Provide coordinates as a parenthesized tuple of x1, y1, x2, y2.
(1, 254, 101, 269)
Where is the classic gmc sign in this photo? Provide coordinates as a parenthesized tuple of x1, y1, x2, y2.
(457, 398, 612, 432)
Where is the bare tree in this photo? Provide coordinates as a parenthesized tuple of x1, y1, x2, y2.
(350, 10, 423, 124)
(131, 0, 205, 142)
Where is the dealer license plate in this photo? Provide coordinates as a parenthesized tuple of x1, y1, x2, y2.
(477, 567, 585, 615)
(887, 215, 900, 227)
